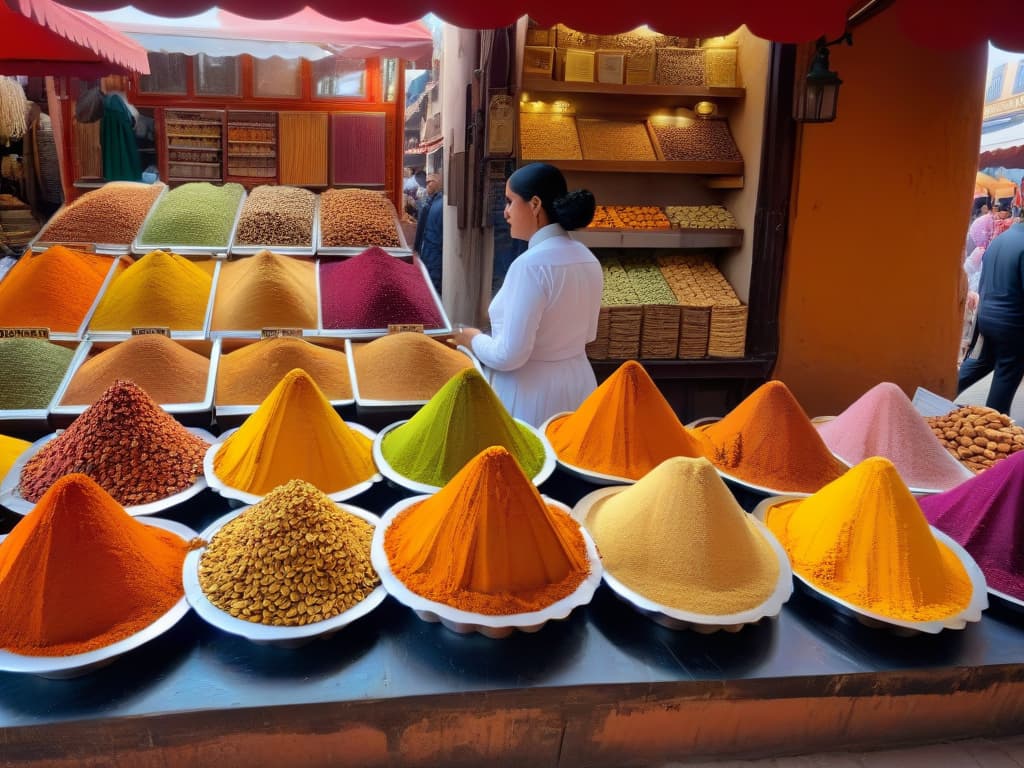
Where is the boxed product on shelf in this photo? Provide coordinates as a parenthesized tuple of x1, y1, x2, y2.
(705, 47, 739, 88)
(655, 47, 707, 87)
(525, 25, 555, 47)
(595, 50, 626, 84)
(554, 24, 599, 50)
(564, 49, 596, 83)
(523, 46, 555, 77)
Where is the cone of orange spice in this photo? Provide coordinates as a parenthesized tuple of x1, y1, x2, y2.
(696, 380, 847, 494)
(544, 360, 704, 480)
(383, 446, 592, 615)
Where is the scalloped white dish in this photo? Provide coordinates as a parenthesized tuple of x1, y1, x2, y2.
(572, 486, 793, 632)
(0, 517, 197, 678)
(538, 411, 646, 486)
(371, 494, 603, 639)
(752, 495, 988, 635)
(183, 504, 386, 648)
(204, 424, 381, 505)
(371, 417, 556, 494)
(0, 429, 214, 516)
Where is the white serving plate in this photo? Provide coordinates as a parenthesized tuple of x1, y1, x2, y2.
(752, 495, 988, 635)
(132, 186, 246, 257)
(372, 417, 556, 494)
(204, 423, 381, 505)
(572, 486, 793, 632)
(228, 194, 320, 257)
(0, 517, 197, 678)
(316, 256, 451, 338)
(183, 503, 386, 648)
(371, 494, 602, 639)
(0, 428, 215, 516)
(347, 337, 483, 409)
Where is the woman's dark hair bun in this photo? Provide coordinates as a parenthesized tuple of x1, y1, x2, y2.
(553, 189, 596, 231)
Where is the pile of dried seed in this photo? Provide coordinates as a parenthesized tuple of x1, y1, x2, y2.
(926, 405, 1024, 474)
(320, 247, 443, 329)
(198, 479, 379, 626)
(620, 253, 678, 305)
(600, 255, 640, 306)
(0, 338, 75, 410)
(651, 120, 742, 162)
(39, 183, 163, 244)
(139, 182, 244, 247)
(519, 113, 582, 160)
(577, 119, 656, 161)
(234, 186, 315, 247)
(320, 188, 401, 248)
(19, 380, 209, 505)
(665, 205, 738, 229)
(655, 48, 706, 86)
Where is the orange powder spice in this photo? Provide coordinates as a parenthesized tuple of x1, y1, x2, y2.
(545, 359, 704, 479)
(697, 380, 848, 493)
(384, 446, 590, 615)
(0, 473, 188, 656)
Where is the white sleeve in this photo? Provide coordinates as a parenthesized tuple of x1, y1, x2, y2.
(471, 264, 547, 372)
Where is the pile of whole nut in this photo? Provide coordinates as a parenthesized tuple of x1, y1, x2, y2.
(234, 185, 315, 246)
(665, 205, 739, 230)
(320, 188, 401, 248)
(199, 479, 380, 626)
(926, 405, 1024, 473)
(519, 113, 582, 160)
(655, 48, 706, 86)
(652, 120, 742, 163)
(578, 119, 656, 161)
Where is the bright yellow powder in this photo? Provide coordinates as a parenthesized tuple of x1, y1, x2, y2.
(765, 456, 973, 622)
(0, 434, 30, 479)
(586, 456, 780, 614)
(89, 251, 213, 331)
(212, 368, 375, 495)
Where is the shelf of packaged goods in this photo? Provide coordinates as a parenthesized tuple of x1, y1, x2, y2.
(227, 140, 276, 145)
(227, 153, 277, 158)
(168, 160, 222, 167)
(168, 145, 221, 152)
(520, 78, 745, 99)
(167, 132, 222, 139)
(529, 159, 744, 175)
(168, 177, 223, 183)
(574, 228, 743, 249)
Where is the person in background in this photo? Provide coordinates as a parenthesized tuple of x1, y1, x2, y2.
(451, 162, 603, 426)
(957, 214, 1024, 415)
(413, 172, 443, 294)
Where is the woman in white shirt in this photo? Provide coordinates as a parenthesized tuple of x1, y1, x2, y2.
(452, 163, 603, 426)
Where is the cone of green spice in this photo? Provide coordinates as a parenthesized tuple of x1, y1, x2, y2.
(380, 368, 546, 487)
(0, 339, 75, 410)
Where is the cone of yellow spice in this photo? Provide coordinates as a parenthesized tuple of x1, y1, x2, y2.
(545, 360, 704, 480)
(210, 368, 376, 497)
(764, 457, 977, 623)
(585, 457, 784, 617)
(382, 446, 594, 617)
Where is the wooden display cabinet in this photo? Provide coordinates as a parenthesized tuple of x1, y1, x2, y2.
(163, 108, 224, 184)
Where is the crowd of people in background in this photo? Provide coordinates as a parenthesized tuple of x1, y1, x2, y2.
(957, 193, 1024, 415)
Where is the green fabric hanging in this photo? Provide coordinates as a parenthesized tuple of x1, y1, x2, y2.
(101, 93, 141, 182)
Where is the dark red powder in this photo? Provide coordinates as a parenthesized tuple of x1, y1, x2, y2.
(920, 451, 1024, 599)
(319, 247, 443, 329)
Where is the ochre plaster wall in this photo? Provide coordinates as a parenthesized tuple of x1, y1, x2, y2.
(773, 9, 987, 415)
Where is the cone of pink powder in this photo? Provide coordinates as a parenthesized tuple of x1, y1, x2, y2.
(816, 382, 973, 492)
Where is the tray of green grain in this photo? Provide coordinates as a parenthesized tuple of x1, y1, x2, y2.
(132, 182, 246, 257)
(48, 337, 220, 430)
(30, 183, 166, 256)
(0, 338, 81, 434)
(86, 257, 221, 342)
(228, 188, 319, 258)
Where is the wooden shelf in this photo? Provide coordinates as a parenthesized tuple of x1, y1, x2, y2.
(168, 145, 220, 151)
(227, 140, 276, 145)
(530, 159, 744, 175)
(574, 228, 743, 249)
(168, 177, 222, 183)
(228, 153, 276, 158)
(168, 160, 222, 167)
(521, 78, 745, 99)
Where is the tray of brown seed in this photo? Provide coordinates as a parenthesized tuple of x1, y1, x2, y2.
(229, 185, 318, 258)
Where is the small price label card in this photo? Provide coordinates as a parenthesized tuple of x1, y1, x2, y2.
(0, 327, 50, 339)
(261, 328, 305, 339)
(387, 324, 425, 334)
(131, 327, 171, 337)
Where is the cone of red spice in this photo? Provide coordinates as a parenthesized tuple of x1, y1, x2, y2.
(320, 247, 443, 329)
(0, 473, 188, 656)
(696, 380, 848, 494)
(19, 380, 208, 505)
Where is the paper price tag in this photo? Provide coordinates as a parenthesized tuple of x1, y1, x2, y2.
(0, 327, 49, 339)
(260, 328, 304, 339)
(388, 324, 425, 334)
(131, 327, 171, 337)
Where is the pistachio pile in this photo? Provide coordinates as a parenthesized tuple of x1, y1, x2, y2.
(139, 182, 244, 247)
(665, 205, 739, 230)
(620, 253, 678, 304)
(198, 479, 379, 626)
(600, 256, 640, 306)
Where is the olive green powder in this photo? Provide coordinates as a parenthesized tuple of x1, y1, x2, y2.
(0, 339, 75, 410)
(380, 368, 546, 487)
